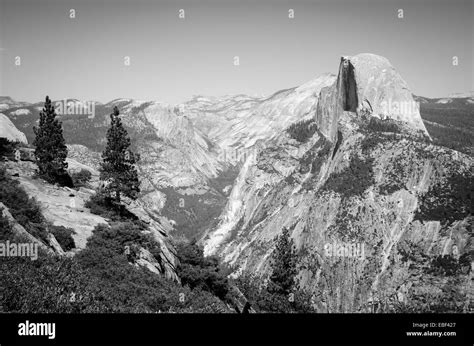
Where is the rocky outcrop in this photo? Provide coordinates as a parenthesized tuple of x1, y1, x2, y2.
(0, 113, 27, 143)
(122, 197, 180, 282)
(316, 54, 430, 142)
(0, 202, 54, 255)
(227, 285, 255, 313)
(3, 157, 181, 282)
(4, 160, 109, 250)
(348, 54, 430, 135)
(133, 247, 164, 276)
(47, 232, 65, 255)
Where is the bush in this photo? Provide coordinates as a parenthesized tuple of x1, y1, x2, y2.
(49, 225, 76, 251)
(0, 167, 47, 242)
(0, 225, 230, 313)
(83, 222, 158, 257)
(428, 255, 463, 276)
(85, 192, 138, 221)
(414, 170, 473, 226)
(71, 169, 92, 188)
(0, 138, 17, 159)
(75, 228, 228, 313)
(73, 223, 229, 313)
(175, 240, 230, 300)
(0, 255, 109, 313)
(367, 117, 401, 133)
(50, 171, 74, 188)
(0, 182, 231, 313)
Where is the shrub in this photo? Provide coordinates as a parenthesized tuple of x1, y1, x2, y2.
(76, 233, 228, 313)
(83, 222, 158, 257)
(0, 167, 47, 242)
(49, 225, 76, 251)
(360, 132, 398, 153)
(0, 138, 17, 159)
(414, 170, 473, 226)
(71, 169, 92, 187)
(85, 192, 138, 221)
(0, 207, 230, 313)
(367, 117, 401, 133)
(175, 240, 230, 300)
(428, 255, 463, 276)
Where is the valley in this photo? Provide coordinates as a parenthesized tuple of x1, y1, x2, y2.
(0, 53, 472, 313)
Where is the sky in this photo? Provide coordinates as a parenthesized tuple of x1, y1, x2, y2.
(0, 0, 472, 104)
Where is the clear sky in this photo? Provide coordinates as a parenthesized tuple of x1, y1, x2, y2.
(0, 0, 472, 104)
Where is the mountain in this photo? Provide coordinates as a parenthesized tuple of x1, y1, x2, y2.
(1, 53, 472, 312)
(0, 74, 336, 239)
(201, 54, 473, 312)
(0, 113, 28, 143)
(0, 96, 31, 112)
(413, 95, 473, 155)
(448, 91, 474, 99)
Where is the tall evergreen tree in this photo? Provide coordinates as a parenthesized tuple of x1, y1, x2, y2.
(33, 96, 69, 185)
(269, 227, 298, 295)
(100, 106, 140, 202)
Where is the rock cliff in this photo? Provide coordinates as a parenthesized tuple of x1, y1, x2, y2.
(203, 54, 472, 312)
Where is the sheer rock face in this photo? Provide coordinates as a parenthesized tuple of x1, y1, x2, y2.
(316, 54, 430, 142)
(346, 54, 430, 136)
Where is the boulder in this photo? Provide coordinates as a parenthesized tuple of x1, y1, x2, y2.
(133, 247, 162, 275)
(47, 232, 65, 255)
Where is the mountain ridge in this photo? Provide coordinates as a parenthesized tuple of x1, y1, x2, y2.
(1, 53, 472, 313)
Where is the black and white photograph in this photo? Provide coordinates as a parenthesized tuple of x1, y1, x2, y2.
(0, 0, 472, 344)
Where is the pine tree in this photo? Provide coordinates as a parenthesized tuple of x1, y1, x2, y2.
(100, 106, 140, 202)
(33, 96, 70, 185)
(269, 227, 298, 295)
